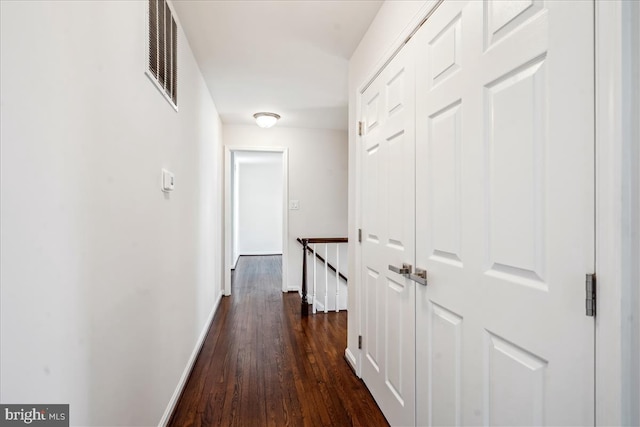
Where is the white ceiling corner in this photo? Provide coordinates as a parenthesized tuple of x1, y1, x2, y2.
(171, 0, 383, 130)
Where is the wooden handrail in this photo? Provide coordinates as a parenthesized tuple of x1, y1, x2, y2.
(296, 238, 349, 283)
(304, 237, 348, 244)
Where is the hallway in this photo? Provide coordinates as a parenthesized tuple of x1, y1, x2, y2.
(168, 256, 388, 426)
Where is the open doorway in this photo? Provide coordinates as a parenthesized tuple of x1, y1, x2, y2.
(232, 151, 283, 264)
(224, 147, 288, 295)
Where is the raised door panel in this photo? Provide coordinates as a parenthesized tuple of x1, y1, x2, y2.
(365, 268, 381, 372)
(385, 276, 408, 406)
(484, 57, 546, 289)
(428, 100, 463, 266)
(428, 302, 463, 426)
(485, 332, 547, 426)
(430, 12, 462, 88)
(364, 142, 380, 244)
(484, 0, 544, 49)
(386, 130, 409, 251)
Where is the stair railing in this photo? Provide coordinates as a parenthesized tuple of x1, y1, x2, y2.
(298, 237, 348, 316)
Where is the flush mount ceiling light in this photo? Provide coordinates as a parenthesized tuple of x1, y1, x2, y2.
(253, 112, 281, 128)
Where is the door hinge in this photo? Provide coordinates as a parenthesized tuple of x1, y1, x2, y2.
(358, 228, 362, 243)
(358, 121, 364, 136)
(358, 335, 363, 349)
(586, 273, 596, 317)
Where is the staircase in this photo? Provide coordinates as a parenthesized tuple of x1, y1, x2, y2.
(297, 237, 348, 316)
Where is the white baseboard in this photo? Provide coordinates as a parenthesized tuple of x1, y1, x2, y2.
(311, 299, 348, 313)
(158, 294, 222, 426)
(345, 348, 358, 376)
(238, 251, 283, 256)
(287, 285, 299, 293)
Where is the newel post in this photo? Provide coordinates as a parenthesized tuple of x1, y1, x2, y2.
(301, 238, 309, 316)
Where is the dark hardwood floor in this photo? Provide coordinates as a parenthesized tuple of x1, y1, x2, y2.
(168, 255, 389, 427)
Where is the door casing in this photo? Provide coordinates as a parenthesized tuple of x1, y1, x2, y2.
(224, 146, 289, 295)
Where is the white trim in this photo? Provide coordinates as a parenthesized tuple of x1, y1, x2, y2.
(359, 0, 443, 94)
(158, 294, 222, 426)
(595, 3, 623, 424)
(224, 147, 232, 296)
(595, 1, 640, 425)
(281, 149, 290, 294)
(344, 348, 357, 373)
(224, 146, 289, 296)
(237, 251, 283, 256)
(145, 70, 178, 112)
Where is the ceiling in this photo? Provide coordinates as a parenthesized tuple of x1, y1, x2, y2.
(172, 0, 383, 131)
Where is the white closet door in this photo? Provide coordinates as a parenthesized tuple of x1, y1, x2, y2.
(360, 42, 417, 427)
(414, 0, 595, 426)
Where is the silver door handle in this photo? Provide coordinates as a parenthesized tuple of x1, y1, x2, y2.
(409, 268, 428, 286)
(389, 263, 412, 276)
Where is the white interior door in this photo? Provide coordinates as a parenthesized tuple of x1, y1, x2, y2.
(414, 1, 595, 426)
(360, 43, 416, 427)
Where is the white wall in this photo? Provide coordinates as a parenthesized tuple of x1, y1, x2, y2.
(0, 1, 224, 426)
(346, 0, 431, 371)
(236, 154, 283, 256)
(223, 125, 348, 291)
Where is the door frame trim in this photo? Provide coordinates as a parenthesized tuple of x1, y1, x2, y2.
(224, 146, 289, 295)
(595, 1, 640, 425)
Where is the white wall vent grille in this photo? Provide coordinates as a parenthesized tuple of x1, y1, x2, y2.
(148, 0, 177, 108)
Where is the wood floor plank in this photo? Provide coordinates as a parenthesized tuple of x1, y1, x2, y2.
(168, 255, 388, 427)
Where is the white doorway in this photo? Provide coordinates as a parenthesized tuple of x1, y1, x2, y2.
(232, 151, 283, 264)
(224, 147, 289, 295)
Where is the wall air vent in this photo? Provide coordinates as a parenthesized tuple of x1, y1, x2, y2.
(148, 0, 177, 108)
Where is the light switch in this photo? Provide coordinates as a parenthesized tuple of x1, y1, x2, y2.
(161, 169, 175, 192)
(289, 200, 300, 210)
